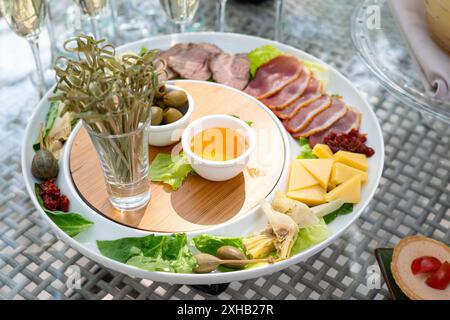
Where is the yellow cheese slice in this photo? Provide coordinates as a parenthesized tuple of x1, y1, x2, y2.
(334, 151, 368, 171)
(299, 159, 334, 189)
(330, 162, 368, 185)
(312, 144, 334, 159)
(288, 160, 319, 192)
(325, 175, 361, 204)
(287, 186, 326, 206)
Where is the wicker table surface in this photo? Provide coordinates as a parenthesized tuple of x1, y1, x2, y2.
(0, 0, 448, 300)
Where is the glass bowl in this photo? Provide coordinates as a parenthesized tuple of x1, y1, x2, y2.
(351, 0, 450, 124)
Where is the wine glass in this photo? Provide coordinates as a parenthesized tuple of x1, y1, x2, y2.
(274, 0, 284, 41)
(159, 0, 200, 33)
(73, 0, 108, 40)
(217, 0, 227, 32)
(0, 0, 47, 98)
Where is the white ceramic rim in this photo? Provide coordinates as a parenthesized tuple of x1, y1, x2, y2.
(21, 32, 385, 285)
(148, 84, 195, 132)
(181, 114, 257, 167)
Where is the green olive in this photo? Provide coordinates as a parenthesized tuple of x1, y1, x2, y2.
(154, 85, 166, 99)
(151, 106, 163, 125)
(163, 107, 183, 124)
(163, 90, 188, 109)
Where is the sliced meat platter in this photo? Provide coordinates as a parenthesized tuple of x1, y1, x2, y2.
(157, 42, 369, 147)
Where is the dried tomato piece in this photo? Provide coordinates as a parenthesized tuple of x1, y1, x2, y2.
(39, 179, 70, 212)
(323, 129, 375, 157)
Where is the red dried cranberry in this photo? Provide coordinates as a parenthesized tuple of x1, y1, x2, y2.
(322, 129, 375, 157)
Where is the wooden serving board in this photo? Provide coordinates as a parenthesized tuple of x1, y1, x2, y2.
(69, 81, 286, 232)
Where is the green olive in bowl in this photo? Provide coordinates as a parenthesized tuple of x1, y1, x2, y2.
(163, 107, 183, 124)
(151, 106, 164, 125)
(163, 90, 188, 109)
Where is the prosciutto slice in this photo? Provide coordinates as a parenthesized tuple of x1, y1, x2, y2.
(261, 69, 311, 110)
(274, 77, 323, 120)
(292, 97, 348, 138)
(244, 55, 303, 99)
(283, 94, 332, 133)
(308, 108, 362, 147)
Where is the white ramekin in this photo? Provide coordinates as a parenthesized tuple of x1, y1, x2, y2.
(149, 84, 195, 147)
(181, 115, 256, 181)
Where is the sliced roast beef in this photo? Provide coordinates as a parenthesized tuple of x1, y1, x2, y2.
(196, 42, 223, 55)
(292, 97, 348, 138)
(283, 94, 332, 133)
(244, 55, 303, 99)
(209, 53, 250, 90)
(308, 108, 362, 147)
(167, 45, 212, 80)
(159, 43, 191, 79)
(262, 69, 311, 110)
(274, 77, 323, 119)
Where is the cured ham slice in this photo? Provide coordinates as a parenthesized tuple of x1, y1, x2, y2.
(209, 53, 250, 90)
(283, 94, 332, 133)
(244, 55, 303, 99)
(274, 77, 323, 120)
(308, 108, 362, 147)
(292, 97, 348, 138)
(261, 69, 311, 110)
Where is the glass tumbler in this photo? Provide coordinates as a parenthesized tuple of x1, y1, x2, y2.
(83, 110, 152, 211)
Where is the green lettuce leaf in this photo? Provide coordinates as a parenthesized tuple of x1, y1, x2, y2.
(248, 45, 283, 77)
(35, 184, 93, 237)
(297, 137, 317, 159)
(291, 218, 332, 255)
(139, 46, 149, 57)
(97, 233, 197, 273)
(33, 101, 60, 151)
(323, 203, 353, 224)
(149, 152, 194, 190)
(192, 234, 247, 256)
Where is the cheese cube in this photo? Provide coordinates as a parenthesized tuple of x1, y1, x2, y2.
(334, 151, 368, 171)
(299, 159, 334, 189)
(330, 163, 368, 185)
(287, 186, 326, 206)
(325, 175, 361, 204)
(312, 144, 334, 159)
(288, 160, 319, 192)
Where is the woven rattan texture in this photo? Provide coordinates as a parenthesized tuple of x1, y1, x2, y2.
(0, 0, 449, 300)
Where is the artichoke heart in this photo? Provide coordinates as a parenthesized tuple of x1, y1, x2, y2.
(272, 192, 319, 228)
(45, 110, 73, 160)
(260, 200, 299, 260)
(243, 232, 276, 259)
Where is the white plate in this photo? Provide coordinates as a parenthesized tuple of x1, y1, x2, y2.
(22, 32, 384, 285)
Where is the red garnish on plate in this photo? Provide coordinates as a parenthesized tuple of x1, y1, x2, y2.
(39, 178, 70, 212)
(323, 128, 375, 157)
(426, 261, 450, 290)
(411, 256, 442, 275)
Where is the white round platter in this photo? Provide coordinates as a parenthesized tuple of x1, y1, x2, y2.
(22, 32, 384, 285)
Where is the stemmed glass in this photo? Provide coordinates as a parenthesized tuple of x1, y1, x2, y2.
(274, 0, 284, 41)
(159, 0, 200, 33)
(217, 0, 227, 32)
(73, 0, 108, 40)
(0, 0, 47, 98)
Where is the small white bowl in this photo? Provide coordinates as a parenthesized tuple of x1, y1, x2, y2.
(149, 84, 194, 147)
(181, 115, 256, 182)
